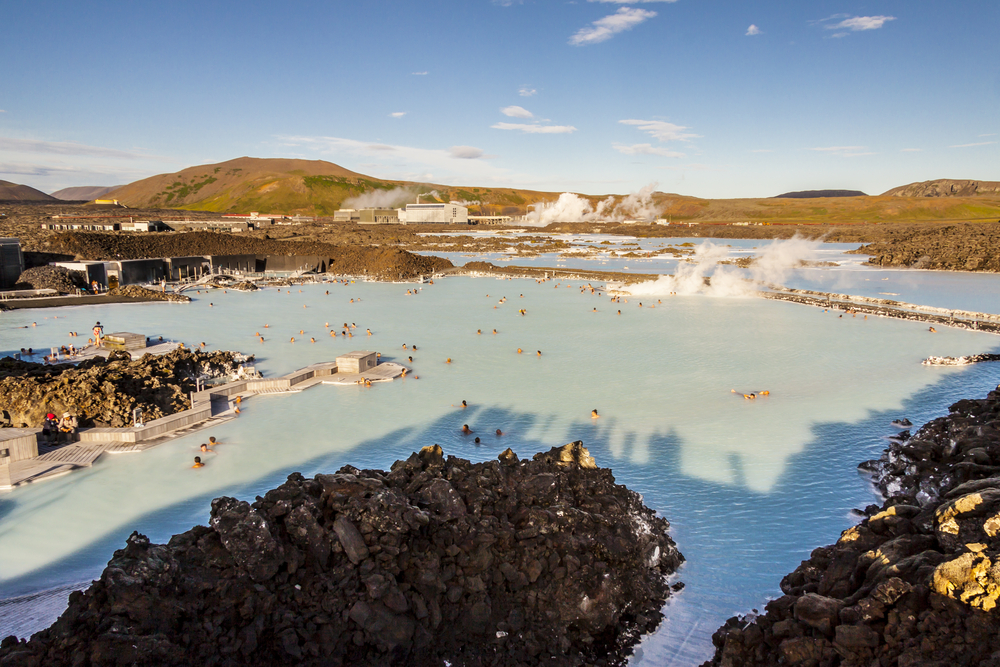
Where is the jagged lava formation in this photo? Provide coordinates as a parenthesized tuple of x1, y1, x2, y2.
(0, 442, 683, 667)
(704, 385, 1000, 667)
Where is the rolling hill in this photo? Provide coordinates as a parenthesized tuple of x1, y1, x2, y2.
(882, 179, 1000, 197)
(50, 186, 120, 201)
(97, 158, 1000, 226)
(0, 180, 57, 201)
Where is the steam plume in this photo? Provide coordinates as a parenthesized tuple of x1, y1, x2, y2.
(625, 236, 823, 297)
(524, 183, 662, 226)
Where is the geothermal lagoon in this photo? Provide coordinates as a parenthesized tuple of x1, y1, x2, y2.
(2, 237, 999, 665)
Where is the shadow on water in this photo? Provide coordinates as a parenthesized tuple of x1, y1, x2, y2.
(2, 353, 999, 659)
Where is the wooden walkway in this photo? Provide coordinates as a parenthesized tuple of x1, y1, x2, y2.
(2, 357, 406, 491)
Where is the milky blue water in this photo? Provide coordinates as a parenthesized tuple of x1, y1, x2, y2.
(2, 240, 999, 665)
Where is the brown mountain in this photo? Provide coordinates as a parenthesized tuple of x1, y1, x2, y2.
(101, 156, 561, 216)
(0, 180, 57, 201)
(50, 186, 120, 201)
(882, 179, 1000, 197)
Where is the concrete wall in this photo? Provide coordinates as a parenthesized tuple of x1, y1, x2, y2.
(0, 238, 24, 289)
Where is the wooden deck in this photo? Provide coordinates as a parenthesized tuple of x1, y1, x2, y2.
(2, 355, 405, 491)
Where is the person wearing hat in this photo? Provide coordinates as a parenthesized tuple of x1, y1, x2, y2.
(92, 322, 104, 347)
(57, 412, 78, 444)
(42, 413, 58, 445)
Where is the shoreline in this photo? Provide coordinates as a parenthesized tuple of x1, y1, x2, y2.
(703, 383, 1000, 666)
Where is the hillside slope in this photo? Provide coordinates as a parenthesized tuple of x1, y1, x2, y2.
(0, 180, 57, 202)
(882, 179, 1000, 197)
(50, 186, 119, 200)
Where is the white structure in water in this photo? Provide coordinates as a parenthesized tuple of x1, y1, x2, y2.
(404, 203, 468, 224)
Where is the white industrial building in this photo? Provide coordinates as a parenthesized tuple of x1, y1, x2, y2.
(404, 203, 468, 224)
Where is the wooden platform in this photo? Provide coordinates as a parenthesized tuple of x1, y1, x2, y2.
(6, 460, 79, 488)
(35, 444, 105, 467)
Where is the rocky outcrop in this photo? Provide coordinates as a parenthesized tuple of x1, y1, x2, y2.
(850, 223, 1000, 272)
(229, 281, 259, 291)
(0, 443, 683, 666)
(923, 354, 1000, 366)
(703, 386, 1000, 667)
(0, 348, 249, 427)
(106, 285, 191, 303)
(42, 231, 453, 281)
(14, 265, 87, 293)
(882, 180, 1000, 198)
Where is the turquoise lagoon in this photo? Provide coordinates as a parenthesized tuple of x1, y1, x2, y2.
(1, 239, 999, 665)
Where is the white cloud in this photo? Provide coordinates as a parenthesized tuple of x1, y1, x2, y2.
(570, 7, 657, 46)
(900, 148, 923, 152)
(588, 0, 676, 3)
(808, 146, 875, 157)
(746, 24, 761, 36)
(750, 149, 774, 153)
(619, 119, 699, 142)
(501, 105, 534, 119)
(411, 71, 428, 76)
(980, 133, 997, 138)
(613, 143, 685, 158)
(0, 137, 150, 160)
(825, 15, 895, 32)
(275, 134, 515, 185)
(950, 141, 997, 148)
(449, 146, 486, 159)
(491, 122, 577, 134)
(389, 112, 407, 118)
(518, 87, 537, 97)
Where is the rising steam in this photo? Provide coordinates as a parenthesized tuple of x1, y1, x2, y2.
(344, 187, 421, 209)
(524, 183, 662, 226)
(625, 236, 823, 297)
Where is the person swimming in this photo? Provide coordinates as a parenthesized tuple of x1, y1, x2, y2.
(591, 409, 600, 419)
(496, 429, 503, 436)
(462, 424, 473, 434)
(192, 456, 204, 468)
(536, 350, 541, 356)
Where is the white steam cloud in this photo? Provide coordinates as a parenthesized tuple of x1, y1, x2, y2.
(524, 183, 662, 225)
(624, 236, 823, 297)
(344, 187, 418, 209)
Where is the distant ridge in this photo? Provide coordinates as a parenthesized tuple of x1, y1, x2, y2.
(882, 179, 1000, 197)
(773, 190, 867, 199)
(51, 185, 120, 201)
(0, 180, 57, 202)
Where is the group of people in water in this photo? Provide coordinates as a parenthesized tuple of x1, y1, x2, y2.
(191, 437, 220, 468)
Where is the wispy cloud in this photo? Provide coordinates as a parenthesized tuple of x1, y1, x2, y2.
(518, 87, 537, 97)
(0, 137, 150, 160)
(619, 119, 699, 142)
(570, 7, 657, 46)
(449, 146, 486, 159)
(274, 134, 514, 185)
(493, 0, 522, 5)
(491, 122, 577, 134)
(588, 0, 676, 2)
(613, 143, 685, 158)
(389, 112, 407, 118)
(746, 24, 761, 36)
(950, 141, 997, 148)
(501, 105, 533, 119)
(900, 148, 923, 152)
(750, 149, 774, 153)
(979, 133, 997, 138)
(829, 15, 895, 31)
(411, 71, 428, 76)
(809, 146, 875, 157)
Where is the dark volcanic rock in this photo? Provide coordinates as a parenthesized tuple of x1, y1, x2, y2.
(0, 348, 249, 427)
(0, 442, 683, 667)
(703, 385, 1000, 667)
(14, 265, 87, 293)
(772, 190, 867, 199)
(106, 285, 191, 302)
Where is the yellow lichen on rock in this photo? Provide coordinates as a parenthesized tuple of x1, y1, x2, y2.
(932, 550, 1000, 611)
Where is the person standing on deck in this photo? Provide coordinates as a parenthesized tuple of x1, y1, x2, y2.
(92, 322, 104, 347)
(57, 412, 78, 444)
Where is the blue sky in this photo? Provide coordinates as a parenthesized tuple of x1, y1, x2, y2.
(1, 0, 997, 198)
